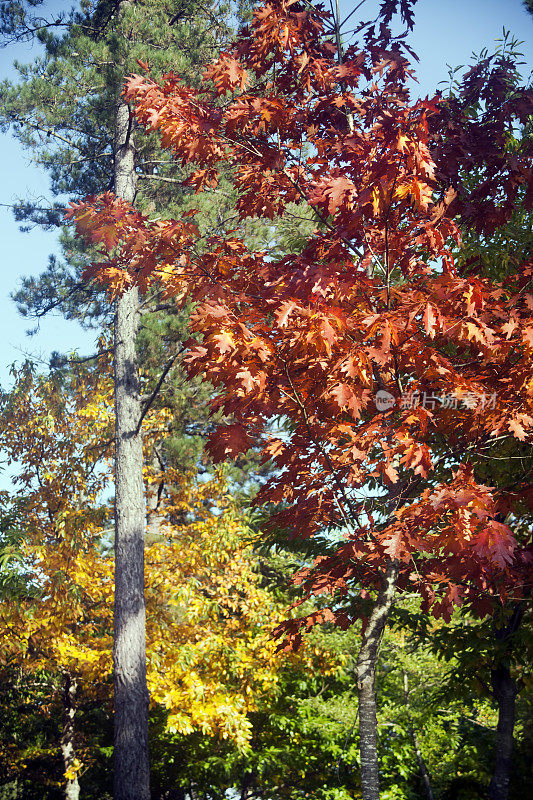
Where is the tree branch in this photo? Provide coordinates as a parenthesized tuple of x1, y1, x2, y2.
(136, 348, 184, 433)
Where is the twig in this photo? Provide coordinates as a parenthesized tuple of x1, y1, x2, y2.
(136, 348, 184, 433)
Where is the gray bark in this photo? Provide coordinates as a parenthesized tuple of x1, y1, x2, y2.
(61, 674, 80, 800)
(113, 97, 151, 800)
(356, 560, 399, 800)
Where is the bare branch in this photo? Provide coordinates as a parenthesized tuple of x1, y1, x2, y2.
(136, 348, 185, 433)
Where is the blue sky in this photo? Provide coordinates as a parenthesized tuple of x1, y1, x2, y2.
(0, 0, 531, 387)
(0, 12, 95, 386)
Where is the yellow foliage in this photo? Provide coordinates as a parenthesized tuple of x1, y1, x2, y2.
(64, 758, 82, 781)
(0, 362, 284, 751)
(142, 470, 284, 747)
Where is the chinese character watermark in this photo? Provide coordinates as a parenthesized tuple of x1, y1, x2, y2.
(375, 390, 497, 412)
(398, 391, 496, 411)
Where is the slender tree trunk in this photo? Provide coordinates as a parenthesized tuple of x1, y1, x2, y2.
(488, 662, 517, 800)
(113, 97, 151, 800)
(240, 772, 253, 800)
(61, 674, 80, 800)
(488, 603, 523, 800)
(402, 671, 434, 800)
(356, 559, 399, 800)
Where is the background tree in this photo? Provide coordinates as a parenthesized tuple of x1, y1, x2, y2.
(0, 360, 114, 799)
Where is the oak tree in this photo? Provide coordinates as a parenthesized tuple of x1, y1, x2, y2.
(69, 0, 533, 796)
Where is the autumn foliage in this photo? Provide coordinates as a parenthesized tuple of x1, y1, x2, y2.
(0, 363, 314, 786)
(68, 0, 533, 639)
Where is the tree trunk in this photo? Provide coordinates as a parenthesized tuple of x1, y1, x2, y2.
(240, 772, 253, 800)
(356, 560, 399, 800)
(61, 674, 80, 800)
(402, 670, 434, 800)
(113, 97, 151, 800)
(488, 603, 523, 800)
(488, 662, 518, 800)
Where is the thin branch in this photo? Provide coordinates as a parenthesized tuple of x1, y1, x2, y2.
(280, 360, 362, 533)
(136, 348, 184, 433)
(0, 201, 67, 213)
(53, 349, 113, 366)
(339, 0, 367, 31)
(25, 281, 93, 319)
(137, 172, 183, 184)
(7, 114, 85, 151)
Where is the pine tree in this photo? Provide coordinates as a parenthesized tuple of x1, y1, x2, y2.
(0, 1, 235, 795)
(0, 0, 272, 485)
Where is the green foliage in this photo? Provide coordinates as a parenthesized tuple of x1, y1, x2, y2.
(0, 667, 113, 800)
(138, 599, 533, 800)
(0, 0, 233, 322)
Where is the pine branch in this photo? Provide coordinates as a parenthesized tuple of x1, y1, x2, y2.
(136, 347, 185, 433)
(137, 172, 183, 184)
